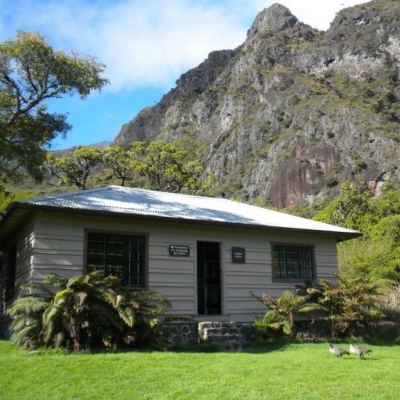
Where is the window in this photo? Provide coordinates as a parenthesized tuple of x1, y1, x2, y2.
(272, 244, 315, 280)
(86, 232, 146, 288)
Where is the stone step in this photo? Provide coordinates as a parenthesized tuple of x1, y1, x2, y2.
(198, 321, 244, 350)
(202, 327, 240, 335)
(203, 333, 241, 340)
(198, 321, 236, 330)
(202, 334, 241, 342)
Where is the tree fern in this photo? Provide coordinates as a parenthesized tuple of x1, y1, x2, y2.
(7, 271, 169, 351)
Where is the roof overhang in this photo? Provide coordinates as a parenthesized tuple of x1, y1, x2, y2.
(0, 202, 362, 249)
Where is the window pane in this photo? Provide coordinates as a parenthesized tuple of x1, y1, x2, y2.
(285, 247, 300, 279)
(87, 233, 105, 272)
(272, 245, 286, 278)
(106, 235, 129, 285)
(272, 244, 315, 280)
(87, 232, 146, 288)
(138, 238, 146, 287)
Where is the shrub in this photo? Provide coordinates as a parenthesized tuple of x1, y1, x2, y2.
(6, 294, 50, 349)
(253, 291, 320, 339)
(254, 278, 384, 340)
(7, 271, 169, 351)
(314, 185, 400, 285)
(306, 278, 383, 338)
(385, 283, 400, 311)
(379, 283, 400, 325)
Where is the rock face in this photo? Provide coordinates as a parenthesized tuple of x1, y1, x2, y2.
(115, 0, 400, 208)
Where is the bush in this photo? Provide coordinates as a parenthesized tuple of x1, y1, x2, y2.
(385, 283, 400, 311)
(314, 184, 400, 285)
(307, 278, 383, 338)
(254, 278, 384, 340)
(253, 291, 320, 339)
(7, 271, 169, 351)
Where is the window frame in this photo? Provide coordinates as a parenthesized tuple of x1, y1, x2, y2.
(84, 229, 149, 289)
(271, 242, 316, 282)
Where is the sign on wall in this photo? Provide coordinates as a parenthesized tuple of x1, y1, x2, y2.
(169, 244, 190, 257)
(231, 247, 245, 264)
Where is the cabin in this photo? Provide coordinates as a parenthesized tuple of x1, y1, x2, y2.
(0, 186, 360, 334)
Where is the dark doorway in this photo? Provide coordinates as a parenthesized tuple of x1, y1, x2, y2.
(197, 241, 221, 315)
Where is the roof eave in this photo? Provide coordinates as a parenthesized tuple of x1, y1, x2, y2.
(0, 202, 362, 241)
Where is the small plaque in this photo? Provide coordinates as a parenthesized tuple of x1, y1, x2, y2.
(169, 244, 190, 257)
(232, 247, 245, 264)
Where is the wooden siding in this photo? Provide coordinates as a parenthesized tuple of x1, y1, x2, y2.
(26, 211, 339, 322)
(0, 222, 35, 334)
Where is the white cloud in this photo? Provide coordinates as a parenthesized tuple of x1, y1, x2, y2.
(0, 0, 368, 91)
(254, 0, 370, 31)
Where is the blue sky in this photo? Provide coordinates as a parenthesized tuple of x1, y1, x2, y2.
(0, 0, 367, 149)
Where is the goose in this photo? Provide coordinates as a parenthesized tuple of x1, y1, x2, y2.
(349, 344, 372, 359)
(329, 343, 349, 358)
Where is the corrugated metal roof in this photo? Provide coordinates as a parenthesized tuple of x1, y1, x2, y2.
(16, 186, 360, 237)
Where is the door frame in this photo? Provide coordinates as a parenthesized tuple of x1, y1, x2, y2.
(196, 240, 223, 316)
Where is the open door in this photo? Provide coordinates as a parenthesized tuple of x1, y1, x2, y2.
(197, 241, 221, 315)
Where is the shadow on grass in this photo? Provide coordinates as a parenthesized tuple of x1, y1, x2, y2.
(241, 341, 290, 354)
(4, 338, 398, 357)
(169, 340, 290, 354)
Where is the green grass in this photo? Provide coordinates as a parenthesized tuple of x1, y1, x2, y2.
(1, 340, 400, 400)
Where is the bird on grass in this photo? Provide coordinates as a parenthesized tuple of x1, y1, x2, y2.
(349, 344, 372, 359)
(329, 343, 349, 358)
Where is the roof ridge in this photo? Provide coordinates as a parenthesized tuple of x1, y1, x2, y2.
(108, 185, 242, 203)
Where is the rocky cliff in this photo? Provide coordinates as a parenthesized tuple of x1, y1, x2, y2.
(115, 0, 400, 208)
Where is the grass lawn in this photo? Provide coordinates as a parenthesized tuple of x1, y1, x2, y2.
(0, 340, 399, 400)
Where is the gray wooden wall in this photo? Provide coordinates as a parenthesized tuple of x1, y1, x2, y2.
(18, 211, 338, 322)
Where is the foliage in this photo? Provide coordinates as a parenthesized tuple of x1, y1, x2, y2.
(284, 198, 329, 219)
(47, 146, 102, 190)
(7, 271, 169, 351)
(0, 31, 107, 186)
(255, 278, 384, 340)
(298, 278, 383, 338)
(0, 189, 37, 213)
(384, 283, 400, 312)
(44, 140, 211, 194)
(253, 291, 320, 338)
(314, 181, 374, 231)
(102, 146, 142, 186)
(6, 294, 50, 349)
(314, 183, 400, 284)
(339, 228, 400, 285)
(130, 140, 211, 194)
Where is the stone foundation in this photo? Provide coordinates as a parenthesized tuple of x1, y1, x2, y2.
(159, 319, 331, 349)
(159, 320, 198, 347)
(160, 320, 255, 350)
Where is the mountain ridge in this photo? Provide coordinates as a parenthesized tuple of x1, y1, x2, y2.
(115, 0, 400, 208)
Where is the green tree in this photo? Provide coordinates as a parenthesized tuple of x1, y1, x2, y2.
(0, 32, 108, 186)
(0, 189, 37, 213)
(314, 181, 373, 231)
(135, 140, 209, 194)
(47, 146, 102, 190)
(102, 146, 143, 186)
(315, 183, 400, 285)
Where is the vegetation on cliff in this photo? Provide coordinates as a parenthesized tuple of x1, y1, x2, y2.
(114, 0, 400, 208)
